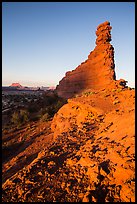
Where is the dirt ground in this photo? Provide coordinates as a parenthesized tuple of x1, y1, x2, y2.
(2, 87, 135, 202)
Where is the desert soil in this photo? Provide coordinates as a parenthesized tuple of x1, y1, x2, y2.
(2, 87, 135, 202)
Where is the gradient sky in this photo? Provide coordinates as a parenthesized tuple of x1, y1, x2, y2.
(2, 2, 135, 87)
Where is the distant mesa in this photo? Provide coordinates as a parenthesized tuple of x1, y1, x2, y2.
(3, 83, 55, 92)
(56, 21, 127, 99)
(10, 83, 22, 88)
(48, 86, 56, 90)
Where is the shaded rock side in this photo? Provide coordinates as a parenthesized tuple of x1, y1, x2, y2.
(56, 21, 116, 99)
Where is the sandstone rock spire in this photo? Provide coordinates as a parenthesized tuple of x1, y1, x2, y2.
(56, 21, 117, 99)
(95, 21, 112, 45)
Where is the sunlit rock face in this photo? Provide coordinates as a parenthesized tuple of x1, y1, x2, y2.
(56, 21, 116, 99)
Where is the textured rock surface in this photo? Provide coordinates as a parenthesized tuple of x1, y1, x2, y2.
(51, 88, 135, 202)
(56, 21, 117, 99)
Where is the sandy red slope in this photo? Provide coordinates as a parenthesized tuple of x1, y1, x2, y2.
(2, 87, 135, 202)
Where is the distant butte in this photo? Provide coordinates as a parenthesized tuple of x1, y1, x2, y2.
(56, 21, 127, 99)
(10, 83, 22, 88)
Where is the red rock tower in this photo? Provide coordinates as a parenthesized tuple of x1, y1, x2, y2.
(56, 21, 116, 98)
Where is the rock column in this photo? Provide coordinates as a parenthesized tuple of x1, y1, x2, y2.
(56, 21, 116, 98)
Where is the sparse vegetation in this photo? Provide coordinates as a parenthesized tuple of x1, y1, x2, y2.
(87, 112, 94, 118)
(40, 113, 50, 122)
(11, 109, 30, 127)
(83, 91, 95, 96)
(20, 109, 29, 123)
(117, 88, 122, 93)
(11, 111, 20, 126)
(4, 92, 67, 130)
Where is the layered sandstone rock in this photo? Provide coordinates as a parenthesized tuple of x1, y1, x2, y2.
(56, 21, 117, 99)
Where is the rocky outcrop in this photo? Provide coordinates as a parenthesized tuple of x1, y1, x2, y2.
(10, 83, 22, 88)
(50, 88, 135, 202)
(56, 21, 117, 99)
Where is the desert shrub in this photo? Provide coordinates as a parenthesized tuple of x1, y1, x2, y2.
(40, 107, 48, 115)
(40, 113, 50, 122)
(87, 112, 94, 118)
(117, 88, 122, 93)
(20, 109, 29, 123)
(11, 109, 30, 126)
(83, 91, 95, 96)
(26, 93, 67, 122)
(38, 98, 66, 120)
(11, 112, 20, 126)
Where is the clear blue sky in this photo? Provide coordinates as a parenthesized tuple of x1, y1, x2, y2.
(2, 2, 135, 87)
